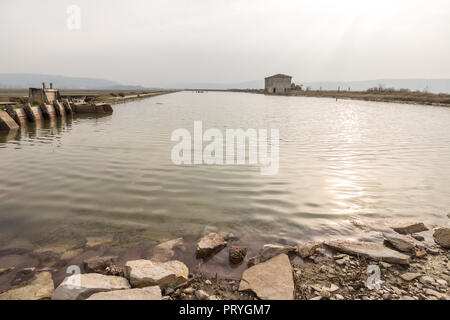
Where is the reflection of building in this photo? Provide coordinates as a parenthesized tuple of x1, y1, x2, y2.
(29, 83, 61, 105)
(264, 74, 292, 94)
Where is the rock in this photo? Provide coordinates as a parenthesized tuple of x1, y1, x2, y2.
(0, 272, 54, 300)
(309, 296, 321, 300)
(224, 233, 237, 241)
(436, 279, 448, 286)
(208, 295, 220, 300)
(19, 267, 35, 275)
(248, 243, 296, 267)
(448, 213, 450, 219)
(400, 296, 415, 300)
(383, 233, 415, 253)
(320, 289, 331, 299)
(297, 242, 322, 259)
(400, 273, 422, 281)
(83, 256, 118, 274)
(164, 287, 174, 295)
(196, 233, 227, 259)
(149, 238, 185, 262)
(195, 290, 210, 300)
(0, 267, 14, 276)
(335, 258, 346, 266)
(52, 273, 130, 300)
(105, 265, 124, 277)
(125, 259, 189, 289)
(427, 247, 440, 255)
(382, 293, 392, 300)
(183, 287, 195, 294)
(419, 276, 435, 286)
(380, 261, 392, 269)
(424, 289, 448, 300)
(393, 222, 428, 235)
(325, 241, 410, 265)
(415, 250, 427, 258)
(87, 287, 162, 300)
(229, 246, 247, 264)
(329, 284, 339, 292)
(239, 254, 294, 300)
(433, 228, 450, 248)
(412, 234, 425, 241)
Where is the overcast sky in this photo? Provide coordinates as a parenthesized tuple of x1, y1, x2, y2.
(1, 0, 449, 87)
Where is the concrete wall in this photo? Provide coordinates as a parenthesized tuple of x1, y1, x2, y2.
(28, 88, 60, 105)
(0, 111, 19, 131)
(265, 77, 292, 94)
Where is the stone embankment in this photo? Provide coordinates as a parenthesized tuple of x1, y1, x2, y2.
(0, 220, 448, 300)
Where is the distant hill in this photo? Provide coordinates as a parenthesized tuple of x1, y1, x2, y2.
(0, 73, 146, 90)
(169, 80, 264, 90)
(171, 78, 450, 94)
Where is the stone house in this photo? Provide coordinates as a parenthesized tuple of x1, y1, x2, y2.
(264, 74, 292, 94)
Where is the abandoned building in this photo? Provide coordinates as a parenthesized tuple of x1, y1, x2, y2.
(29, 82, 61, 105)
(264, 74, 292, 94)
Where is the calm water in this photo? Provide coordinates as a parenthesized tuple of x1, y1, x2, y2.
(1, 91, 450, 252)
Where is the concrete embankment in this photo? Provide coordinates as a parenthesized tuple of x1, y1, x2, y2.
(0, 90, 175, 131)
(0, 111, 19, 131)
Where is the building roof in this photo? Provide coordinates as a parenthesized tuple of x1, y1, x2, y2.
(265, 74, 292, 80)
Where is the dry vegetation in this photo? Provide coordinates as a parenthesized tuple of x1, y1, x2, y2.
(290, 87, 450, 106)
(233, 86, 450, 106)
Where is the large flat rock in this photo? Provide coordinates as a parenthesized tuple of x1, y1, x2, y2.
(393, 222, 428, 235)
(0, 272, 54, 300)
(52, 273, 130, 300)
(383, 233, 415, 253)
(87, 286, 162, 300)
(239, 254, 294, 300)
(433, 228, 450, 248)
(325, 241, 410, 265)
(125, 259, 189, 289)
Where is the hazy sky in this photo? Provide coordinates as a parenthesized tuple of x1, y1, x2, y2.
(1, 0, 450, 87)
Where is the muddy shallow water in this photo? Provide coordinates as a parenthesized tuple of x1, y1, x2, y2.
(0, 92, 450, 280)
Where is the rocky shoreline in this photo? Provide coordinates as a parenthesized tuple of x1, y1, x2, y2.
(0, 219, 448, 300)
